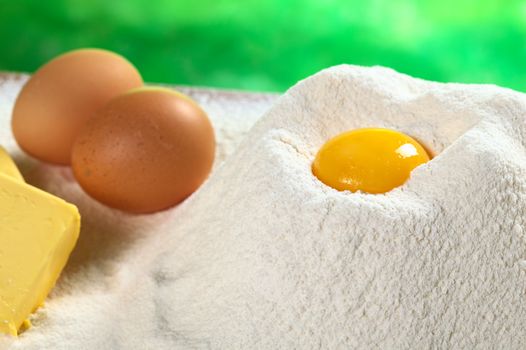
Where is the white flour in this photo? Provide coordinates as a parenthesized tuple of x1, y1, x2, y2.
(3, 65, 526, 349)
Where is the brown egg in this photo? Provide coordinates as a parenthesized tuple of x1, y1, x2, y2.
(71, 87, 216, 214)
(12, 48, 143, 165)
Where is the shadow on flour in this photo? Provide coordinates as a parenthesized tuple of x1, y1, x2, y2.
(20, 159, 170, 290)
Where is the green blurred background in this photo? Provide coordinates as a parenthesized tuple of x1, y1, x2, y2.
(0, 0, 525, 92)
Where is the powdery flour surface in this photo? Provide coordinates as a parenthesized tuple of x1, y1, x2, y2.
(2, 65, 526, 349)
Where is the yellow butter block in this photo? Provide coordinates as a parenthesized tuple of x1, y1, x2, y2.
(0, 171, 80, 336)
(0, 147, 23, 181)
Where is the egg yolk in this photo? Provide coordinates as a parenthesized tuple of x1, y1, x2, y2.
(312, 128, 430, 194)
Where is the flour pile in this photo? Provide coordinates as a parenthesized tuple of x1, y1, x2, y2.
(4, 65, 526, 349)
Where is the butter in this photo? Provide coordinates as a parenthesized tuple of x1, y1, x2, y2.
(0, 147, 23, 181)
(0, 160, 80, 336)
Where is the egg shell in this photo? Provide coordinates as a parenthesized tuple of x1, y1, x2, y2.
(12, 48, 143, 165)
(71, 87, 216, 214)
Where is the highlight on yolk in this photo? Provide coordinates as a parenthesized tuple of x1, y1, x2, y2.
(312, 128, 430, 194)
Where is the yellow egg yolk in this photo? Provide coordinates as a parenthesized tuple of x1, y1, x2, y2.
(312, 128, 430, 194)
